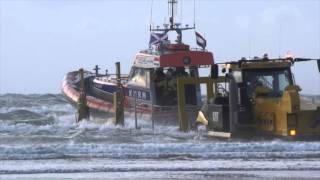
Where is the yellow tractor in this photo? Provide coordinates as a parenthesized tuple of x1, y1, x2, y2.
(196, 56, 320, 138)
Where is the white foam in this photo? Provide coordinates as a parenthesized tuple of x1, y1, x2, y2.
(1, 158, 320, 176)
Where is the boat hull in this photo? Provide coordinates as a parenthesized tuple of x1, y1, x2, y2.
(62, 71, 200, 125)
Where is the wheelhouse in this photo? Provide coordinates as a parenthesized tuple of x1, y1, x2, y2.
(127, 44, 214, 107)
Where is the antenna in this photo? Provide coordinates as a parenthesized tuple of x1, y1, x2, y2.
(168, 0, 178, 29)
(150, 0, 195, 44)
(150, 0, 154, 31)
(317, 0, 320, 94)
(248, 24, 252, 60)
(193, 0, 196, 28)
(278, 22, 283, 58)
(318, 0, 320, 59)
(151, 0, 195, 32)
(180, 0, 183, 23)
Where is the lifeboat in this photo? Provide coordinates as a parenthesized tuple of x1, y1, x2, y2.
(62, 0, 214, 123)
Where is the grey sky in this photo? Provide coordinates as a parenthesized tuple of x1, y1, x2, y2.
(0, 0, 320, 94)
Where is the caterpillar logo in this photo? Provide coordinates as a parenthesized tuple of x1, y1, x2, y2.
(212, 112, 219, 122)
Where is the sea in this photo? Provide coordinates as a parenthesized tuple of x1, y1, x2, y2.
(0, 94, 320, 179)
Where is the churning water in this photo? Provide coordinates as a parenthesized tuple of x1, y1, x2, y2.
(0, 94, 320, 179)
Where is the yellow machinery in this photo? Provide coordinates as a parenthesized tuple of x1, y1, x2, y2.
(191, 57, 320, 138)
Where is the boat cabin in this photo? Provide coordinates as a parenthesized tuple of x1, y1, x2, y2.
(92, 0, 215, 109)
(127, 43, 214, 107)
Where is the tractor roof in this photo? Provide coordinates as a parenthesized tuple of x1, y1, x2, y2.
(223, 58, 293, 71)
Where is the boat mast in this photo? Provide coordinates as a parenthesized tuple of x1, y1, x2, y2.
(150, 0, 195, 44)
(169, 0, 177, 29)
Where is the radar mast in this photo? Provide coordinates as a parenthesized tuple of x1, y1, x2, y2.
(150, 0, 195, 44)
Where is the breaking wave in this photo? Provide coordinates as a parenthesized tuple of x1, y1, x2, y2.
(1, 93, 320, 177)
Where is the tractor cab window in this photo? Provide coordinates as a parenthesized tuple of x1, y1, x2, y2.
(244, 68, 292, 97)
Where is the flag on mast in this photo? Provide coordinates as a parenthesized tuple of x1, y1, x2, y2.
(195, 31, 207, 49)
(149, 33, 168, 45)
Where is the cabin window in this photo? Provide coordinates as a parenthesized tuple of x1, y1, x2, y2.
(244, 68, 292, 97)
(128, 67, 150, 88)
(153, 67, 198, 106)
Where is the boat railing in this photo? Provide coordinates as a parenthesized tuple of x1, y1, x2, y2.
(141, 48, 208, 55)
(95, 74, 128, 79)
(190, 47, 208, 52)
(95, 75, 128, 84)
(107, 74, 129, 79)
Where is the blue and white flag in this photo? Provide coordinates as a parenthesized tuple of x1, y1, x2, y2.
(149, 33, 168, 45)
(195, 31, 207, 49)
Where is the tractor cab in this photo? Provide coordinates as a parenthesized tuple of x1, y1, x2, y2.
(197, 56, 320, 138)
(243, 65, 293, 98)
(226, 60, 295, 126)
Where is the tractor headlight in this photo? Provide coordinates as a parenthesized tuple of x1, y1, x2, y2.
(289, 129, 296, 136)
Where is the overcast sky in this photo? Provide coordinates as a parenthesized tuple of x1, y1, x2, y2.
(0, 0, 320, 94)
